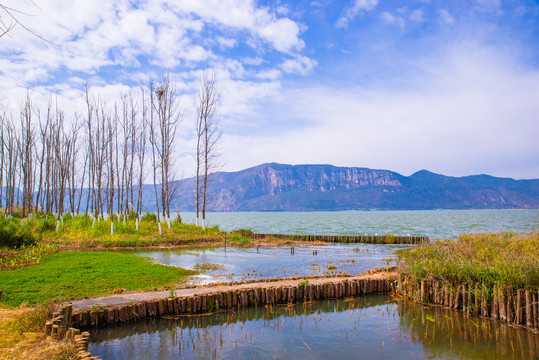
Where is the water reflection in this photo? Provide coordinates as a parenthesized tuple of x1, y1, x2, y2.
(89, 295, 539, 360)
(136, 244, 405, 284)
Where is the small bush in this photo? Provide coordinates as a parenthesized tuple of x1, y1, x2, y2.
(141, 212, 157, 222)
(37, 216, 57, 234)
(0, 219, 37, 248)
(231, 228, 253, 236)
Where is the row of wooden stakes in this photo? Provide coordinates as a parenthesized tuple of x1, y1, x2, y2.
(44, 303, 102, 359)
(249, 233, 429, 244)
(397, 277, 539, 331)
(70, 277, 393, 328)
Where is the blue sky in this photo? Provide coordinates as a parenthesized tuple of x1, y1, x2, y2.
(1, 0, 539, 179)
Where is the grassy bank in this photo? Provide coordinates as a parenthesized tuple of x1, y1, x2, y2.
(0, 251, 196, 307)
(396, 232, 539, 291)
(0, 304, 76, 360)
(1, 213, 231, 247)
(0, 214, 255, 269)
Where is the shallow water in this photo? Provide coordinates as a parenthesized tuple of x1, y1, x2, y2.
(179, 209, 539, 240)
(89, 295, 539, 360)
(136, 243, 404, 284)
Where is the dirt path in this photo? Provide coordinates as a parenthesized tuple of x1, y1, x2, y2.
(71, 270, 397, 312)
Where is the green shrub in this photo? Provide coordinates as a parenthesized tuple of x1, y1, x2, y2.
(37, 216, 56, 234)
(141, 212, 157, 222)
(231, 228, 253, 236)
(0, 219, 37, 248)
(174, 213, 182, 224)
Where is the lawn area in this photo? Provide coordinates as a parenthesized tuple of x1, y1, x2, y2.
(0, 251, 196, 307)
(396, 231, 539, 290)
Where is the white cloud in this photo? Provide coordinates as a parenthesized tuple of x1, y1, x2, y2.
(217, 37, 237, 49)
(221, 43, 539, 179)
(380, 12, 406, 29)
(438, 9, 455, 24)
(475, 0, 503, 14)
(0, 0, 313, 114)
(409, 9, 424, 23)
(280, 56, 317, 75)
(336, 0, 379, 28)
(256, 69, 282, 81)
(169, 0, 304, 53)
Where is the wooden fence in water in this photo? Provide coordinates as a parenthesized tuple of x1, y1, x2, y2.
(248, 233, 429, 244)
(397, 276, 539, 332)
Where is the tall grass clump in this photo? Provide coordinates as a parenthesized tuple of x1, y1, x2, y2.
(0, 218, 37, 248)
(396, 232, 539, 291)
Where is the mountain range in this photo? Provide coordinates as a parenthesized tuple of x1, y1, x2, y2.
(152, 163, 539, 211)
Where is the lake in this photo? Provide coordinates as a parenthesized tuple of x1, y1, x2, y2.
(179, 209, 539, 240)
(92, 209, 539, 359)
(89, 295, 539, 360)
(136, 243, 405, 284)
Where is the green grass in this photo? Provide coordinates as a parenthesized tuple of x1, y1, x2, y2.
(0, 244, 59, 270)
(0, 213, 228, 248)
(396, 232, 539, 291)
(0, 251, 197, 307)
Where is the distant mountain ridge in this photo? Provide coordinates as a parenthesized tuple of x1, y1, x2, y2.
(163, 163, 539, 211)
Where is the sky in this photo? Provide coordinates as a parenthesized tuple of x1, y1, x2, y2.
(1, 0, 539, 179)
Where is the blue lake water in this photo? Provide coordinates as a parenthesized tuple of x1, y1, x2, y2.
(101, 209, 539, 358)
(89, 295, 539, 360)
(136, 243, 404, 284)
(179, 209, 539, 240)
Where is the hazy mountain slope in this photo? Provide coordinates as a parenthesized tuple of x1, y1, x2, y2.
(166, 163, 539, 211)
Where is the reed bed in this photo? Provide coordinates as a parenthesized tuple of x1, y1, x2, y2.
(396, 232, 539, 291)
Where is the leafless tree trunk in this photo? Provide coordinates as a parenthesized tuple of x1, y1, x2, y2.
(3, 119, 18, 215)
(152, 75, 182, 224)
(0, 111, 5, 211)
(19, 93, 36, 218)
(67, 117, 81, 214)
(195, 70, 222, 229)
(148, 80, 161, 231)
(136, 87, 148, 217)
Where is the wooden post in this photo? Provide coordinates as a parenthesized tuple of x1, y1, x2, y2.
(453, 285, 461, 309)
(491, 285, 499, 319)
(516, 289, 525, 325)
(534, 291, 538, 329)
(433, 281, 440, 304)
(507, 292, 515, 323)
(525, 290, 533, 328)
(499, 287, 506, 321)
(467, 285, 473, 314)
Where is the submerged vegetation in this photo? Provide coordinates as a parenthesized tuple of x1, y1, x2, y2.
(396, 232, 539, 291)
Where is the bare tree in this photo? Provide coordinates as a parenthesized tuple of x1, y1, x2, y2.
(3, 118, 18, 215)
(67, 116, 81, 214)
(136, 87, 148, 218)
(18, 92, 35, 218)
(0, 2, 54, 43)
(150, 75, 182, 224)
(148, 81, 161, 231)
(194, 70, 222, 229)
(0, 3, 18, 38)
